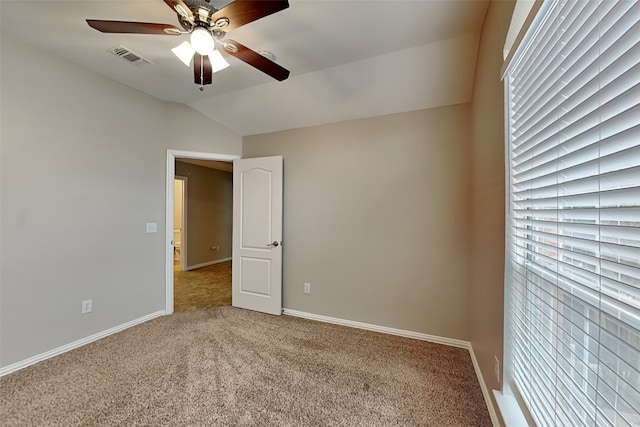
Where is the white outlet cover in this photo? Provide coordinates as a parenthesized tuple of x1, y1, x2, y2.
(81, 299, 93, 314)
(146, 222, 158, 233)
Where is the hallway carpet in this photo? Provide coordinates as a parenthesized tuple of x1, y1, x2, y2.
(174, 260, 232, 312)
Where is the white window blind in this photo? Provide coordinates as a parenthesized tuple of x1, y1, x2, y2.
(505, 0, 640, 426)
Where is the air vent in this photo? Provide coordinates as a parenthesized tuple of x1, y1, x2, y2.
(108, 45, 152, 67)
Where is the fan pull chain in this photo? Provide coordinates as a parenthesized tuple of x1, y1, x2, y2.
(199, 56, 205, 91)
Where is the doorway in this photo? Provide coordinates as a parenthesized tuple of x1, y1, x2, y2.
(165, 150, 240, 314)
(173, 160, 233, 311)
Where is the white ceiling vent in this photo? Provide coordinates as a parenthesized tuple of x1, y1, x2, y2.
(108, 45, 153, 67)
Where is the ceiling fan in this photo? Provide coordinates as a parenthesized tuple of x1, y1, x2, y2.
(87, 0, 290, 88)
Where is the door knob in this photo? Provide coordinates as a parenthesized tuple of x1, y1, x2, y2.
(267, 241, 280, 247)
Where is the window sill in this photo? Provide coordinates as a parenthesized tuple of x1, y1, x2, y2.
(493, 390, 530, 427)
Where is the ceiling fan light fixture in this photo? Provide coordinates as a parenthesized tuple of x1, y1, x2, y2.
(190, 28, 214, 55)
(171, 41, 195, 66)
(209, 50, 230, 73)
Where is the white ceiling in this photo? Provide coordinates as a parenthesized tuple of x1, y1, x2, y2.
(0, 0, 490, 135)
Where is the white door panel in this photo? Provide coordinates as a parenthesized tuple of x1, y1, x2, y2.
(241, 168, 272, 248)
(240, 257, 272, 296)
(232, 156, 283, 315)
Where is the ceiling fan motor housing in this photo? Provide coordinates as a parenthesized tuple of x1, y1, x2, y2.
(175, 0, 226, 33)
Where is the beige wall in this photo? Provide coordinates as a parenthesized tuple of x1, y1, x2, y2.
(244, 105, 472, 340)
(174, 179, 184, 231)
(175, 162, 233, 267)
(0, 35, 241, 368)
(469, 0, 515, 424)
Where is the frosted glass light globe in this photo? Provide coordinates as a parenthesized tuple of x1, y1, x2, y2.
(190, 28, 214, 55)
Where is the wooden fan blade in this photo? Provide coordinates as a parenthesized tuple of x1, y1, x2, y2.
(86, 20, 181, 35)
(163, 0, 193, 19)
(223, 40, 289, 81)
(194, 54, 213, 86)
(212, 0, 289, 31)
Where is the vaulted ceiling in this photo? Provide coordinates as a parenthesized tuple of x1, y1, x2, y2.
(0, 0, 490, 135)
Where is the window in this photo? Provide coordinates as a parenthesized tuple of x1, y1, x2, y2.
(504, 1, 640, 426)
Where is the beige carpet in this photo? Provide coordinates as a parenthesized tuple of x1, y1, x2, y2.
(1, 307, 491, 426)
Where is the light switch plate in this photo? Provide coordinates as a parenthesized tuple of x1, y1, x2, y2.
(146, 222, 157, 233)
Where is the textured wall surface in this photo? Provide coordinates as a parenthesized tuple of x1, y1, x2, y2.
(0, 35, 241, 368)
(469, 1, 516, 424)
(245, 105, 472, 340)
(175, 161, 233, 267)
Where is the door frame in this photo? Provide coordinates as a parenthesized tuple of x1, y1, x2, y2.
(165, 150, 240, 314)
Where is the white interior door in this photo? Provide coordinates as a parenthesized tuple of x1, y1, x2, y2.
(232, 156, 283, 315)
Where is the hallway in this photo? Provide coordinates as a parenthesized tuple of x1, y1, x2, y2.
(174, 261, 232, 312)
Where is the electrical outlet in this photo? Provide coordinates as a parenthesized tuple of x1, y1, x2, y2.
(81, 299, 93, 314)
(304, 283, 311, 294)
(494, 355, 500, 384)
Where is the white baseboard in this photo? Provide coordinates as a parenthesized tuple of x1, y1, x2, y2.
(469, 345, 501, 427)
(282, 309, 470, 348)
(185, 257, 231, 271)
(283, 309, 499, 426)
(0, 310, 166, 377)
